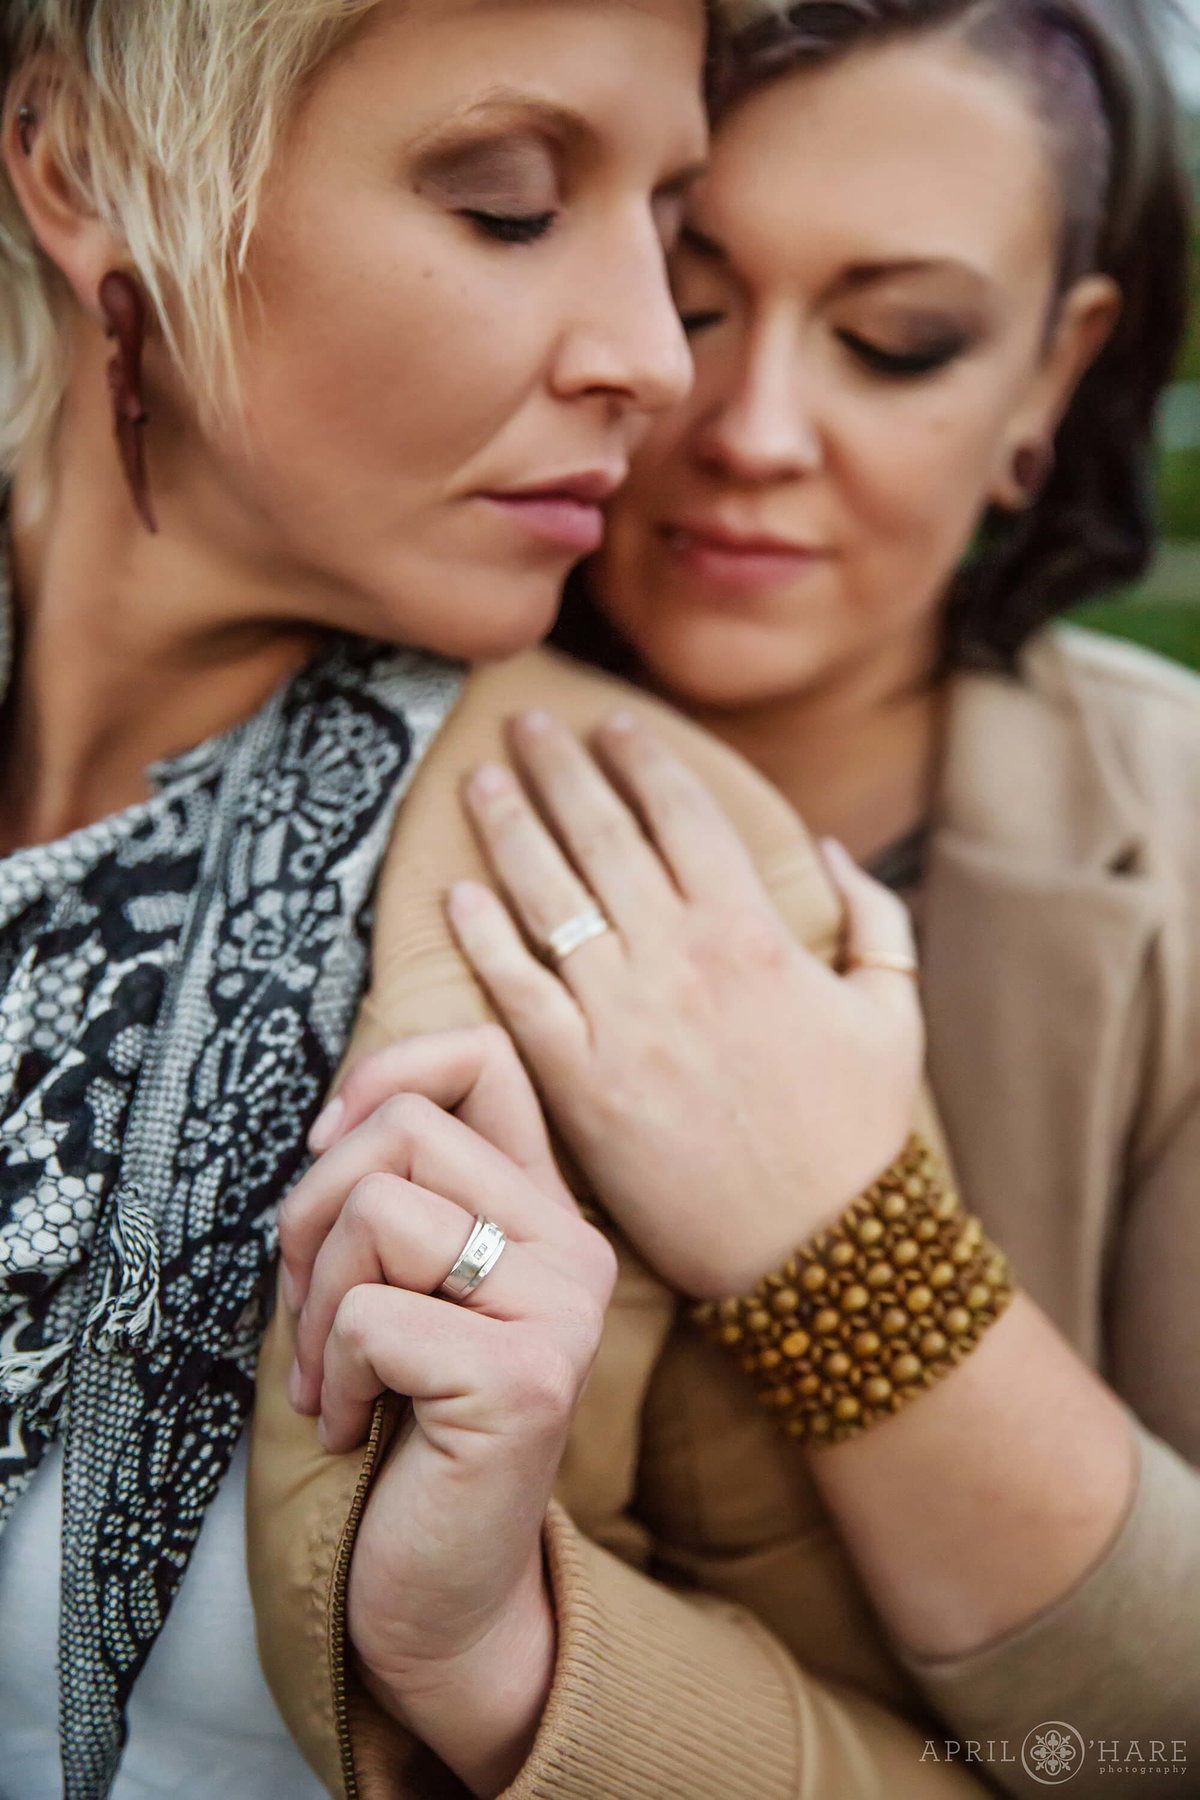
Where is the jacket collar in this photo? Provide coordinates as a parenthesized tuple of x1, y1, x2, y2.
(936, 626, 1147, 879)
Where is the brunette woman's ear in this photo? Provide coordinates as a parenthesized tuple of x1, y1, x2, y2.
(989, 273, 1122, 513)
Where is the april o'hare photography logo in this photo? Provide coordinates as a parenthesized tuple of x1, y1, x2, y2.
(923, 1724, 1188, 1781)
(1023, 1723, 1086, 1785)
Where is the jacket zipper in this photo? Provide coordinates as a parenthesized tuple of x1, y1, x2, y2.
(330, 1398, 389, 1800)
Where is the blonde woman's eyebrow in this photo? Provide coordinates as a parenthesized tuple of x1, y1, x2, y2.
(408, 91, 596, 161)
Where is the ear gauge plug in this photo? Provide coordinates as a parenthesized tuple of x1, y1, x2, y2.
(1012, 442, 1055, 504)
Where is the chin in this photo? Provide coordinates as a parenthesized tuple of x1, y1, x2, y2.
(376, 563, 567, 665)
(626, 620, 819, 714)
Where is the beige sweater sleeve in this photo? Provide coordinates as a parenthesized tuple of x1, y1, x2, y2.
(897, 1423, 1200, 1793)
(503, 1505, 992, 1800)
(895, 1093, 1200, 1790)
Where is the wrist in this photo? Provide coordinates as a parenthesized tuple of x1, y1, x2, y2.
(360, 1549, 557, 1798)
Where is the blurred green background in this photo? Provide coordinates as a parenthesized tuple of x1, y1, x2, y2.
(1070, 98, 1200, 669)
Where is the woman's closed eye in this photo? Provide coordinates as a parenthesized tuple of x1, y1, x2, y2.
(416, 130, 560, 248)
(462, 208, 556, 245)
(678, 305, 726, 335)
(836, 326, 971, 379)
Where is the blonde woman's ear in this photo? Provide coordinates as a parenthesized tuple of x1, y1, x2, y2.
(1, 66, 130, 326)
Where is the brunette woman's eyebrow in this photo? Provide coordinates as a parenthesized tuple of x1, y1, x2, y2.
(836, 257, 989, 294)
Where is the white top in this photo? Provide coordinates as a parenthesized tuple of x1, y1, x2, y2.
(0, 1433, 330, 1799)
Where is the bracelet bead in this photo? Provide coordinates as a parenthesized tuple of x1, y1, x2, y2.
(690, 1136, 1015, 1446)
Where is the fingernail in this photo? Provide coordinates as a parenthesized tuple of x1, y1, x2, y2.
(604, 710, 638, 735)
(820, 836, 852, 868)
(447, 879, 491, 921)
(288, 1358, 305, 1411)
(308, 1094, 344, 1153)
(316, 1416, 331, 1451)
(279, 1262, 300, 1313)
(518, 708, 554, 736)
(469, 763, 512, 798)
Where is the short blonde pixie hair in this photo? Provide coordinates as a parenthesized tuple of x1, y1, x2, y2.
(0, 1, 381, 469)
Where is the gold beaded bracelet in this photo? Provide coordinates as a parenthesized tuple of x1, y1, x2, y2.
(691, 1136, 1014, 1447)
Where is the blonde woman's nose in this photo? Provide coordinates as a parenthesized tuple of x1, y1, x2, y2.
(551, 224, 695, 418)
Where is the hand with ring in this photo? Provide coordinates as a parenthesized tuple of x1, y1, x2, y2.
(321, 711, 924, 1300)
(277, 1025, 617, 1795)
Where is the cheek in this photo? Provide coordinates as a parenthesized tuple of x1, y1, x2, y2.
(235, 198, 546, 503)
(833, 388, 1009, 600)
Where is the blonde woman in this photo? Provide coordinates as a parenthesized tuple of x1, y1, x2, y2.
(0, 2, 714, 1795)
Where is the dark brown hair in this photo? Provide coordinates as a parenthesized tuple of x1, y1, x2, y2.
(558, 0, 1193, 672)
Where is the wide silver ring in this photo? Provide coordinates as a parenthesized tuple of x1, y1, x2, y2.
(439, 1216, 507, 1302)
(544, 903, 611, 968)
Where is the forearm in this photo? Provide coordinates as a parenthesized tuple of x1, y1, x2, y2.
(808, 1290, 1138, 1659)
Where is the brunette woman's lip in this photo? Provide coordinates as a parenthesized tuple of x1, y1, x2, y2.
(481, 491, 606, 554)
(661, 522, 828, 593)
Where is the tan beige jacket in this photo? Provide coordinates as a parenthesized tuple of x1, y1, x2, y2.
(248, 628, 1200, 1799)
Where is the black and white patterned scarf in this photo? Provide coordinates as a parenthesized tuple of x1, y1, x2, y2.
(0, 565, 461, 1798)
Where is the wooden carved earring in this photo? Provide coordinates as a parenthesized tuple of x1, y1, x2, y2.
(98, 270, 158, 534)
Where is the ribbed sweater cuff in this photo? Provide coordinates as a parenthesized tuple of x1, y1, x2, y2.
(504, 1502, 801, 1800)
(901, 1422, 1200, 1764)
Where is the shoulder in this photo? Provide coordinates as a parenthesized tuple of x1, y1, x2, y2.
(442, 647, 810, 848)
(1028, 626, 1200, 816)
(1036, 623, 1200, 729)
(354, 647, 841, 1051)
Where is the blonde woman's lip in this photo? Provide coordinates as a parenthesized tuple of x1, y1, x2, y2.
(481, 491, 607, 553)
(479, 467, 626, 554)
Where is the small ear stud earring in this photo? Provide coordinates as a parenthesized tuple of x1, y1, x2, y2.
(16, 104, 36, 156)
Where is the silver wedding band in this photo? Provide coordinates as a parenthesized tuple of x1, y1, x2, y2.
(439, 1216, 507, 1302)
(544, 903, 611, 969)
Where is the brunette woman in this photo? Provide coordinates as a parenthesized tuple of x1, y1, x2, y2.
(318, 3, 1200, 1795)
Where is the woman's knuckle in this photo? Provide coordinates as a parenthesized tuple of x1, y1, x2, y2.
(579, 1224, 618, 1298)
(376, 1090, 436, 1150)
(576, 808, 627, 862)
(471, 1019, 513, 1061)
(346, 1171, 397, 1232)
(333, 1283, 377, 1354)
(276, 1202, 302, 1259)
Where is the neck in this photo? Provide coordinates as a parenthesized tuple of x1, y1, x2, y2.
(681, 633, 947, 868)
(0, 336, 322, 852)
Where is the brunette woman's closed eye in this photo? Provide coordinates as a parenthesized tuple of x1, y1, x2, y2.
(835, 325, 972, 380)
(678, 307, 727, 334)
